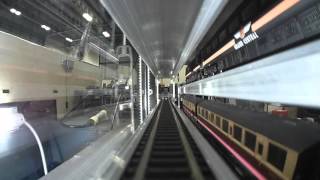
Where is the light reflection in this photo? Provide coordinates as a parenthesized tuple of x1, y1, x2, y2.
(0, 107, 23, 135)
(0, 107, 23, 155)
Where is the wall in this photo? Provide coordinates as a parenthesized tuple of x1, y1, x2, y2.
(178, 65, 187, 84)
(160, 78, 172, 87)
(0, 31, 116, 118)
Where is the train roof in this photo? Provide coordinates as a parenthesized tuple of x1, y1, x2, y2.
(181, 95, 203, 104)
(198, 100, 320, 152)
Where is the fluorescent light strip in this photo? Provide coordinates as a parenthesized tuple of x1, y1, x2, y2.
(147, 66, 151, 114)
(65, 37, 73, 42)
(173, 0, 227, 75)
(139, 56, 143, 124)
(102, 31, 110, 38)
(10, 8, 21, 16)
(202, 0, 300, 66)
(172, 81, 175, 99)
(198, 120, 266, 180)
(40, 25, 51, 31)
(156, 79, 160, 104)
(82, 13, 93, 22)
(193, 65, 200, 71)
(186, 72, 191, 77)
(203, 40, 234, 66)
(252, 0, 300, 31)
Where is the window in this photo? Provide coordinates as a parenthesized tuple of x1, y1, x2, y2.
(222, 119, 229, 133)
(233, 125, 242, 142)
(210, 114, 215, 123)
(258, 143, 263, 155)
(244, 131, 256, 151)
(216, 116, 221, 127)
(267, 143, 287, 171)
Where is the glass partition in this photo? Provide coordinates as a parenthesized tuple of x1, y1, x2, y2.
(0, 1, 140, 178)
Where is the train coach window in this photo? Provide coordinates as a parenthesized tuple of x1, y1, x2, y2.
(210, 114, 215, 123)
(205, 110, 208, 119)
(216, 116, 221, 128)
(267, 143, 287, 171)
(233, 125, 242, 142)
(244, 131, 256, 151)
(258, 143, 263, 155)
(222, 119, 229, 133)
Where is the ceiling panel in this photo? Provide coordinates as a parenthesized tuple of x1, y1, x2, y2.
(100, 0, 227, 77)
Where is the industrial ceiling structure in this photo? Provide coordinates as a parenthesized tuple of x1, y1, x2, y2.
(0, 0, 124, 57)
(100, 0, 228, 77)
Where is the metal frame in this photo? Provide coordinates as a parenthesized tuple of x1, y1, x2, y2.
(181, 40, 320, 108)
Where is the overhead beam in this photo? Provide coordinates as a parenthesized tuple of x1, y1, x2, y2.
(181, 39, 320, 108)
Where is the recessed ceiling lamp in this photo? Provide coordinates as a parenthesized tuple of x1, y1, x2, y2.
(82, 13, 93, 22)
(102, 31, 110, 38)
(40, 25, 50, 31)
(65, 37, 73, 42)
(10, 8, 21, 16)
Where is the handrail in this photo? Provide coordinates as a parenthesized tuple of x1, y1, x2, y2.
(111, 94, 122, 130)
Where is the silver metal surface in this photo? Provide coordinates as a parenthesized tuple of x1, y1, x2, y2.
(181, 40, 320, 108)
(100, 0, 227, 77)
(172, 102, 238, 180)
(41, 103, 160, 180)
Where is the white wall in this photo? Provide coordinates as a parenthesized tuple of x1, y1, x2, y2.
(0, 31, 116, 118)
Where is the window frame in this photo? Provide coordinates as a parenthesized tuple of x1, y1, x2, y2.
(244, 130, 256, 152)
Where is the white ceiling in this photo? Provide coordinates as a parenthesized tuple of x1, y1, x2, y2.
(100, 0, 227, 77)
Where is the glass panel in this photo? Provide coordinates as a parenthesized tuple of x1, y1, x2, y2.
(258, 143, 264, 155)
(244, 131, 256, 151)
(216, 116, 221, 128)
(233, 125, 242, 142)
(0, 3, 144, 178)
(267, 143, 287, 171)
(222, 119, 229, 133)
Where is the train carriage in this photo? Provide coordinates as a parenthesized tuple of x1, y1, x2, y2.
(181, 95, 203, 118)
(196, 100, 320, 180)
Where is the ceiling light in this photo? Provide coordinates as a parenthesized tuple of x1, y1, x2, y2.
(102, 31, 110, 38)
(41, 25, 50, 31)
(10, 8, 16, 13)
(15, 10, 21, 16)
(10, 8, 21, 16)
(193, 65, 200, 71)
(82, 13, 93, 22)
(65, 37, 73, 42)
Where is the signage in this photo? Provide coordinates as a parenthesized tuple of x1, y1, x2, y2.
(234, 22, 259, 50)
